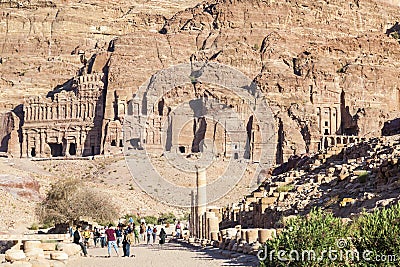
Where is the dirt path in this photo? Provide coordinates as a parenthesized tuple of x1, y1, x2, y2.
(66, 240, 258, 267)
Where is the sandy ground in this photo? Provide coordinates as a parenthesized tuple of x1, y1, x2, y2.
(66, 240, 258, 267)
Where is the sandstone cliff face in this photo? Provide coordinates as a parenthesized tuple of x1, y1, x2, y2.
(0, 0, 195, 110)
(0, 112, 19, 155)
(106, 0, 400, 161)
(1, 0, 400, 162)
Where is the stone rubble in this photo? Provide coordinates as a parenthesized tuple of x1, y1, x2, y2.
(219, 135, 400, 230)
(0, 239, 82, 267)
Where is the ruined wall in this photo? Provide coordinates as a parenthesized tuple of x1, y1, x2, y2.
(22, 73, 105, 157)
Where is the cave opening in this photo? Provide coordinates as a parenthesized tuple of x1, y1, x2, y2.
(49, 143, 63, 157)
(69, 143, 77, 156)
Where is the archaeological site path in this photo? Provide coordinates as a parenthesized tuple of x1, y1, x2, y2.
(66, 240, 258, 267)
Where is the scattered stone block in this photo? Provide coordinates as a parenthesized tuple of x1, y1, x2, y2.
(30, 260, 51, 267)
(1, 262, 32, 267)
(258, 229, 276, 243)
(23, 241, 41, 251)
(55, 243, 80, 256)
(24, 248, 45, 260)
(278, 192, 286, 202)
(245, 229, 258, 244)
(339, 166, 349, 180)
(339, 198, 355, 207)
(50, 252, 68, 261)
(261, 197, 276, 205)
(5, 250, 26, 262)
(39, 243, 56, 252)
(49, 260, 66, 267)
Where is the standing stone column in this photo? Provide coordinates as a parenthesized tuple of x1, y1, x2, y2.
(196, 167, 206, 239)
(22, 133, 28, 157)
(206, 211, 219, 241)
(190, 190, 195, 237)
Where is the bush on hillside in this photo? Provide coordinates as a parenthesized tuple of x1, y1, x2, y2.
(352, 203, 400, 265)
(159, 212, 176, 224)
(37, 178, 119, 225)
(143, 215, 158, 225)
(260, 209, 351, 267)
(260, 205, 400, 266)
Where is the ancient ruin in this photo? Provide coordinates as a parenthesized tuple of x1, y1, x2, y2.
(22, 73, 106, 158)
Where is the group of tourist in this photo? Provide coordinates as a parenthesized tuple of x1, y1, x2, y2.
(71, 220, 176, 258)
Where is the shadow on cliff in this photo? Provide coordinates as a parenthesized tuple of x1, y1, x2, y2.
(386, 22, 400, 36)
(46, 78, 75, 99)
(381, 118, 400, 136)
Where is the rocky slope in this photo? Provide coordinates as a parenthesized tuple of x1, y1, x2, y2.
(0, 156, 188, 233)
(223, 134, 400, 228)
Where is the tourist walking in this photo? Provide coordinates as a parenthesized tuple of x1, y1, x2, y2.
(93, 227, 101, 247)
(159, 228, 167, 245)
(123, 225, 134, 257)
(116, 225, 123, 247)
(100, 227, 106, 248)
(73, 226, 88, 257)
(105, 224, 120, 257)
(175, 221, 182, 239)
(83, 227, 91, 247)
(133, 224, 140, 244)
(146, 226, 152, 245)
(152, 226, 157, 243)
(140, 222, 146, 242)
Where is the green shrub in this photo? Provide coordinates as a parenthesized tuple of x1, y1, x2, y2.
(260, 209, 351, 267)
(29, 223, 39, 230)
(357, 171, 369, 183)
(39, 222, 54, 229)
(277, 184, 294, 193)
(352, 204, 400, 265)
(159, 212, 176, 224)
(391, 32, 400, 40)
(124, 214, 139, 225)
(143, 215, 158, 225)
(180, 212, 190, 221)
(259, 205, 400, 266)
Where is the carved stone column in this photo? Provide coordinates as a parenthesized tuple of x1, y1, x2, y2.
(40, 129, 45, 157)
(196, 167, 207, 239)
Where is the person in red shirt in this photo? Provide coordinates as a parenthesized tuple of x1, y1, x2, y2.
(105, 224, 120, 257)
